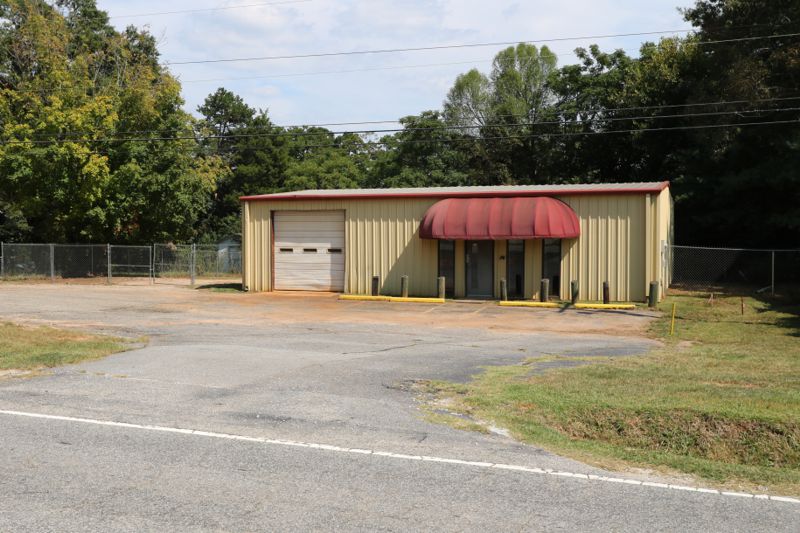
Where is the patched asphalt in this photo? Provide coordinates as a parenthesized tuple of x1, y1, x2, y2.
(0, 284, 797, 531)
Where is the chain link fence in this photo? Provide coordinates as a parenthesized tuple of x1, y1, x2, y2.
(668, 245, 800, 296)
(7, 241, 794, 295)
(153, 243, 241, 285)
(1, 242, 241, 285)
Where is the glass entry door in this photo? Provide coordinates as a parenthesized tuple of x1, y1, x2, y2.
(506, 240, 525, 299)
(542, 239, 562, 299)
(466, 240, 494, 298)
(438, 240, 455, 298)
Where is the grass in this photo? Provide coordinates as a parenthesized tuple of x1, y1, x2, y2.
(425, 294, 800, 495)
(0, 322, 132, 371)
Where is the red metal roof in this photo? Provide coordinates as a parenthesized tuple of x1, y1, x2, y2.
(419, 197, 581, 240)
(240, 181, 669, 202)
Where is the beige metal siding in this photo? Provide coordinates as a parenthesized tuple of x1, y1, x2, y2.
(656, 187, 674, 297)
(560, 194, 647, 302)
(243, 190, 669, 302)
(243, 198, 439, 296)
(525, 239, 540, 299)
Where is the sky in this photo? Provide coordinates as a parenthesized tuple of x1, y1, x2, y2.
(97, 0, 690, 129)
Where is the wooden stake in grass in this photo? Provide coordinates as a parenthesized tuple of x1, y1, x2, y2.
(670, 303, 677, 336)
(741, 296, 745, 316)
(708, 292, 714, 306)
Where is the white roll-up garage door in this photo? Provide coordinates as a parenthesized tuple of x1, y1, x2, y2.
(274, 211, 345, 291)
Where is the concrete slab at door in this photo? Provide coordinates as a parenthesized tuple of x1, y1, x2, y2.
(274, 211, 345, 291)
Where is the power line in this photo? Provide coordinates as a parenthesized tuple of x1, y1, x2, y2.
(9, 96, 800, 141)
(109, 0, 313, 19)
(179, 44, 650, 83)
(54, 117, 800, 157)
(4, 31, 790, 97)
(0, 47, 627, 96)
(181, 59, 500, 83)
(255, 95, 800, 130)
(3, 109, 798, 146)
(235, 119, 800, 150)
(164, 30, 800, 66)
(0, 44, 644, 97)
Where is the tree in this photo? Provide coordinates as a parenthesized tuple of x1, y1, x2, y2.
(284, 128, 368, 190)
(0, 0, 214, 243)
(197, 88, 256, 158)
(368, 112, 471, 188)
(673, 0, 800, 246)
(442, 44, 561, 185)
(443, 69, 492, 131)
(196, 89, 291, 239)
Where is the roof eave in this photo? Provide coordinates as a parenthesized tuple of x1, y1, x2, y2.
(239, 181, 670, 202)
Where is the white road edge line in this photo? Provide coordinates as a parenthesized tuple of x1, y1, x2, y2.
(2, 408, 798, 505)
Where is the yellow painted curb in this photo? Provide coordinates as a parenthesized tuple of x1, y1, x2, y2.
(497, 301, 637, 310)
(390, 297, 446, 304)
(339, 295, 445, 304)
(339, 295, 391, 302)
(498, 301, 560, 308)
(574, 303, 636, 310)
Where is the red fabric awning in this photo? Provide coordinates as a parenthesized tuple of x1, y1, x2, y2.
(419, 197, 580, 240)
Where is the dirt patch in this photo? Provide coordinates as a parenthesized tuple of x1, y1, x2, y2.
(0, 283, 659, 338)
(235, 292, 659, 337)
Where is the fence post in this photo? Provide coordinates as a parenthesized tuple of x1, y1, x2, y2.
(190, 243, 196, 287)
(1, 242, 4, 279)
(149, 245, 154, 284)
(662, 241, 668, 296)
(49, 243, 55, 283)
(771, 250, 775, 296)
(152, 244, 157, 283)
(107, 244, 112, 284)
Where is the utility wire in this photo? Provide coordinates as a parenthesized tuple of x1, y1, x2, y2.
(179, 43, 649, 83)
(164, 30, 800, 65)
(3, 109, 798, 146)
(8, 118, 799, 154)
(109, 0, 313, 19)
(8, 97, 800, 142)
(5, 32, 791, 96)
(228, 119, 800, 150)
(181, 59, 506, 83)
(0, 44, 642, 96)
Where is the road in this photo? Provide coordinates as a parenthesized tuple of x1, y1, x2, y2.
(0, 284, 797, 531)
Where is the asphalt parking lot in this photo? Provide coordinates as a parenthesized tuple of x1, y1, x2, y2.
(0, 284, 797, 531)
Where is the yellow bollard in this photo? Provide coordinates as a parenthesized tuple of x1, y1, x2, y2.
(670, 302, 677, 336)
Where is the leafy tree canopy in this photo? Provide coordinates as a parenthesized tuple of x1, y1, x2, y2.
(2, 0, 799, 248)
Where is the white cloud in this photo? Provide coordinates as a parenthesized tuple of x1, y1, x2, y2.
(98, 0, 687, 127)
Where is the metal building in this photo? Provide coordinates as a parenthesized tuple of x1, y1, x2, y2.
(240, 182, 673, 302)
